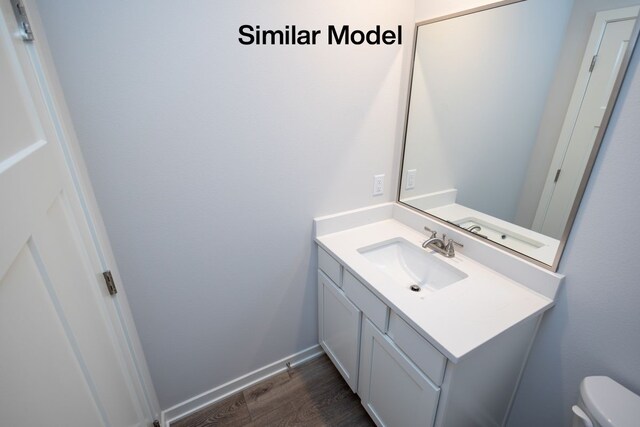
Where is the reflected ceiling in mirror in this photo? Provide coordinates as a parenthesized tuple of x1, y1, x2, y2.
(398, 0, 640, 269)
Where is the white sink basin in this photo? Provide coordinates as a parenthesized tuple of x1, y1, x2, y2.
(358, 238, 468, 292)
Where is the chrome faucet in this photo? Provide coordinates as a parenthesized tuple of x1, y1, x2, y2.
(464, 224, 488, 239)
(422, 227, 463, 258)
(424, 225, 437, 239)
(466, 225, 482, 233)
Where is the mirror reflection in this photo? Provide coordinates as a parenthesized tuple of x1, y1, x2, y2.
(399, 0, 639, 267)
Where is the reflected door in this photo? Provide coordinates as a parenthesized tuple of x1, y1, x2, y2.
(0, 4, 146, 427)
(534, 7, 638, 238)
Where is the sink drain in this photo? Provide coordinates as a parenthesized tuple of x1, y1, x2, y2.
(410, 284, 421, 292)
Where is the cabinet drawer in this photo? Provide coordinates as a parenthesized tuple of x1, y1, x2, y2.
(343, 270, 388, 332)
(318, 247, 342, 287)
(387, 311, 446, 386)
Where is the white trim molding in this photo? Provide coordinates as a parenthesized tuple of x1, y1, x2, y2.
(161, 344, 324, 426)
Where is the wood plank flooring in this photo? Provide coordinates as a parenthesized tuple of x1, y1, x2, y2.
(171, 354, 375, 427)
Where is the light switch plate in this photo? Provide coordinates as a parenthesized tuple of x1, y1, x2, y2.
(406, 169, 416, 189)
(373, 174, 384, 196)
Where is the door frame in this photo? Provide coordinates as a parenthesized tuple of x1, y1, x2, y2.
(15, 1, 161, 422)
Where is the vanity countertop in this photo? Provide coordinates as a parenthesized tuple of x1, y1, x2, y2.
(316, 218, 554, 363)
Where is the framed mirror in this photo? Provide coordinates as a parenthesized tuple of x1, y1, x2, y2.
(398, 0, 640, 270)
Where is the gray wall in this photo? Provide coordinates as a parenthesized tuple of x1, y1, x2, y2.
(35, 0, 414, 408)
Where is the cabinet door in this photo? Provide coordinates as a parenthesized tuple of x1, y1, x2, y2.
(359, 318, 440, 427)
(318, 270, 361, 392)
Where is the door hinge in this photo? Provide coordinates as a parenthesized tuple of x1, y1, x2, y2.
(102, 270, 118, 296)
(553, 169, 562, 183)
(589, 55, 598, 72)
(10, 0, 34, 42)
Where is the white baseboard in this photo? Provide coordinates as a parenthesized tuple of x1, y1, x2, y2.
(161, 344, 324, 426)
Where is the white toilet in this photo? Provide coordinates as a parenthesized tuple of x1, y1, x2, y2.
(572, 376, 640, 427)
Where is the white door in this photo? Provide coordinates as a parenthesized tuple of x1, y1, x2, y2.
(533, 7, 639, 238)
(1, 3, 151, 426)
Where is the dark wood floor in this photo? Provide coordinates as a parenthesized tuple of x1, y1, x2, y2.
(171, 354, 375, 427)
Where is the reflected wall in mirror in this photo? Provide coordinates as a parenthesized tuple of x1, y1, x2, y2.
(399, 0, 640, 269)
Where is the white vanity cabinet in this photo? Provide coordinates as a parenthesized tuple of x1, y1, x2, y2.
(317, 245, 545, 427)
